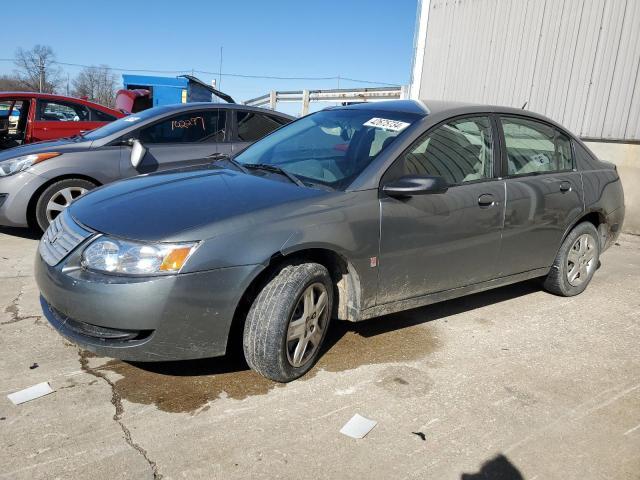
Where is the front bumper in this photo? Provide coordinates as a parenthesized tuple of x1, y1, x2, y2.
(0, 171, 46, 227)
(36, 252, 261, 361)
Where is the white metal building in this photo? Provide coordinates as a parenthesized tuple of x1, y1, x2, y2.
(409, 0, 640, 142)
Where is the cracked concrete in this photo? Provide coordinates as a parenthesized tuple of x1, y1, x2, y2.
(2, 283, 40, 325)
(1, 229, 639, 479)
(79, 350, 163, 480)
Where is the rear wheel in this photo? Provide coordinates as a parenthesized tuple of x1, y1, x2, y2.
(543, 222, 600, 296)
(243, 262, 333, 382)
(35, 178, 96, 232)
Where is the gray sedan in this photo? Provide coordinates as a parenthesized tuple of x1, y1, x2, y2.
(0, 103, 292, 231)
(35, 100, 625, 382)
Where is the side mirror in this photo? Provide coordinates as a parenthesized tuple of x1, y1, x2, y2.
(130, 139, 146, 168)
(382, 175, 449, 198)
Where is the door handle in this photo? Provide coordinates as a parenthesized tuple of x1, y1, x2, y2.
(478, 193, 495, 208)
(559, 181, 572, 192)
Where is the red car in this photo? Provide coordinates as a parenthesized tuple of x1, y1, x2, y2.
(0, 92, 124, 150)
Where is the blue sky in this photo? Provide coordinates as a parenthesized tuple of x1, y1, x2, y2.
(0, 0, 418, 115)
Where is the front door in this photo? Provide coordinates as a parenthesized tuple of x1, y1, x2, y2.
(119, 109, 226, 178)
(497, 115, 584, 276)
(378, 115, 505, 305)
(32, 99, 96, 142)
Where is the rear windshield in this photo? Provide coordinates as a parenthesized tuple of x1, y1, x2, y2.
(235, 108, 419, 190)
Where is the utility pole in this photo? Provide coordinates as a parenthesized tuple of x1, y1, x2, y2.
(66, 73, 70, 96)
(38, 57, 45, 93)
(219, 46, 223, 89)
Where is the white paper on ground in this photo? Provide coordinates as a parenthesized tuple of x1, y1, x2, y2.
(7, 382, 54, 405)
(340, 414, 378, 439)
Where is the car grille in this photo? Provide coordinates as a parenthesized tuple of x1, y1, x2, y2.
(39, 210, 93, 266)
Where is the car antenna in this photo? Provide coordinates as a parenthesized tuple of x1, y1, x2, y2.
(521, 101, 528, 109)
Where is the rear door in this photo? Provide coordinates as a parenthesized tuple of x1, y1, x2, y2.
(377, 115, 506, 304)
(119, 109, 226, 177)
(32, 99, 96, 141)
(498, 115, 584, 276)
(231, 110, 290, 154)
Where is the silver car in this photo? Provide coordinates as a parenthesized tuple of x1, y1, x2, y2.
(0, 103, 292, 231)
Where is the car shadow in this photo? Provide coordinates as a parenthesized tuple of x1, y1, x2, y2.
(0, 225, 41, 240)
(461, 453, 524, 479)
(130, 278, 541, 378)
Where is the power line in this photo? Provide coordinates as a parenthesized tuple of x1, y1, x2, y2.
(0, 58, 401, 86)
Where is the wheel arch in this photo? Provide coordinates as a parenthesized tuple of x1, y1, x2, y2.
(26, 174, 102, 228)
(560, 209, 607, 249)
(225, 246, 363, 355)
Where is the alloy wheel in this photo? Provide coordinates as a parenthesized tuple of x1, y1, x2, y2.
(286, 282, 329, 367)
(45, 187, 87, 222)
(566, 233, 596, 287)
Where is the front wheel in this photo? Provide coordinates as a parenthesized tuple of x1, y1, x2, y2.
(543, 222, 601, 296)
(243, 262, 333, 382)
(35, 178, 96, 232)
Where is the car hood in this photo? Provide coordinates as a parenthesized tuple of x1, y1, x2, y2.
(69, 166, 330, 242)
(0, 138, 93, 160)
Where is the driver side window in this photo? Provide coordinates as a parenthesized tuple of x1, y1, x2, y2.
(393, 116, 494, 185)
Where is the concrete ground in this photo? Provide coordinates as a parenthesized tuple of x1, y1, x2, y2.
(1, 228, 639, 480)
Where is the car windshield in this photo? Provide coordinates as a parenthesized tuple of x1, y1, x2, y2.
(234, 108, 419, 190)
(81, 106, 172, 141)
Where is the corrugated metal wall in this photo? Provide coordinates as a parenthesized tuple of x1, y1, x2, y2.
(414, 0, 640, 141)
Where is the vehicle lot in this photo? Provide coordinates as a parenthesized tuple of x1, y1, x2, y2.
(1, 229, 639, 479)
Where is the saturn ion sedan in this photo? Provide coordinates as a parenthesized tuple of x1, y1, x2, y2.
(35, 100, 625, 382)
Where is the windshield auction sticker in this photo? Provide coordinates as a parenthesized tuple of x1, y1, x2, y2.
(363, 117, 411, 132)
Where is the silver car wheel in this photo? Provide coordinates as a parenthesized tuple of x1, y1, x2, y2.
(45, 187, 87, 222)
(286, 282, 329, 368)
(566, 233, 596, 287)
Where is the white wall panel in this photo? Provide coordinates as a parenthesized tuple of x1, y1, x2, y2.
(414, 0, 640, 141)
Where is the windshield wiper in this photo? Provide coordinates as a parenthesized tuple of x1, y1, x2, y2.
(208, 153, 249, 174)
(244, 163, 305, 187)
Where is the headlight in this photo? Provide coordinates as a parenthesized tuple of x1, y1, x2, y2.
(81, 237, 198, 275)
(0, 152, 61, 177)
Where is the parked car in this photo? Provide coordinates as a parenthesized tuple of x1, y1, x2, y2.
(0, 92, 124, 150)
(35, 100, 625, 382)
(0, 103, 293, 231)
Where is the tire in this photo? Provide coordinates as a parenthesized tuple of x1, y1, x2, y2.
(543, 222, 601, 297)
(35, 178, 96, 232)
(243, 262, 333, 382)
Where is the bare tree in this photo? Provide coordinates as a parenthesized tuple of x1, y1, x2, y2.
(13, 45, 63, 93)
(0, 74, 25, 91)
(72, 65, 118, 107)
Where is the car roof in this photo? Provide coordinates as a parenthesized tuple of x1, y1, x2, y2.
(0, 91, 123, 115)
(334, 99, 570, 132)
(154, 102, 295, 119)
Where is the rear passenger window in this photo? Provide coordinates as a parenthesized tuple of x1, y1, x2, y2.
(501, 117, 574, 175)
(138, 110, 226, 144)
(90, 108, 117, 122)
(394, 116, 494, 185)
(236, 112, 286, 142)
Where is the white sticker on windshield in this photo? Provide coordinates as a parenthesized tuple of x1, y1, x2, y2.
(363, 117, 410, 132)
(123, 116, 141, 122)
